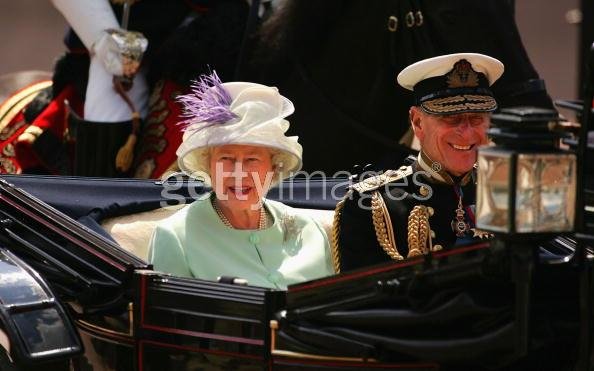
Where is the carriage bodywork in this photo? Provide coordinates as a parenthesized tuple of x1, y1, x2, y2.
(0, 174, 588, 371)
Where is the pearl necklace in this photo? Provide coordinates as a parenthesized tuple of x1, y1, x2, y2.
(211, 197, 269, 230)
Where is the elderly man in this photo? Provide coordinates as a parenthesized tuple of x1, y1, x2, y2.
(332, 53, 504, 273)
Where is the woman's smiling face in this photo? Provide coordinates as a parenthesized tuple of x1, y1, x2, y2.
(209, 144, 274, 210)
(411, 107, 490, 176)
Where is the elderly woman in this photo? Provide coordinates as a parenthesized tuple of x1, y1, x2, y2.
(147, 73, 334, 289)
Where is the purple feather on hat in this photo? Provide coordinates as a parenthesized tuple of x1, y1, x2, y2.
(176, 71, 238, 131)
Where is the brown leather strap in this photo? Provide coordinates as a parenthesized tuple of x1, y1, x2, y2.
(113, 77, 140, 134)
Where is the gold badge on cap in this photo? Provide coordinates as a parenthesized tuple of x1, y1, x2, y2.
(446, 59, 479, 88)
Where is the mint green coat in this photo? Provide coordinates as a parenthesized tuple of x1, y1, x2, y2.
(148, 196, 334, 289)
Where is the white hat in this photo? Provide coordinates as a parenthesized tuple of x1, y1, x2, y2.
(176, 73, 302, 183)
(397, 53, 504, 115)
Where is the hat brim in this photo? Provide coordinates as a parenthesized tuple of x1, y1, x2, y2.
(420, 94, 497, 115)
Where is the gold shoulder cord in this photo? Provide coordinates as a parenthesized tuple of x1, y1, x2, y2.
(330, 194, 348, 274)
(371, 191, 404, 261)
(407, 205, 431, 257)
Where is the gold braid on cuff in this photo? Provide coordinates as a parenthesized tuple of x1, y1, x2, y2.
(330, 194, 348, 274)
(371, 191, 403, 261)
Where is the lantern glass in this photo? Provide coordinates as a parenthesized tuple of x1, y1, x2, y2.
(476, 150, 512, 232)
(515, 153, 576, 233)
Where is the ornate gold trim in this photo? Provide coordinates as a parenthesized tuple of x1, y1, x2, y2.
(330, 194, 348, 273)
(16, 124, 43, 144)
(0, 81, 52, 133)
(446, 59, 480, 88)
(407, 205, 430, 257)
(406, 206, 442, 258)
(0, 119, 26, 141)
(421, 95, 496, 114)
(351, 167, 412, 193)
(471, 228, 494, 239)
(371, 191, 403, 261)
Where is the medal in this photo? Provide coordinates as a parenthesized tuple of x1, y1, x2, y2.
(451, 189, 470, 237)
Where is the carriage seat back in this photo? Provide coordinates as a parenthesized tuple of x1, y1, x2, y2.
(101, 205, 335, 261)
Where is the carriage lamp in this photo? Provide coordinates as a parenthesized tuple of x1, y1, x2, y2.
(476, 107, 576, 236)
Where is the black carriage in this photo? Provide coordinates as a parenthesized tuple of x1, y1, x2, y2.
(0, 171, 588, 371)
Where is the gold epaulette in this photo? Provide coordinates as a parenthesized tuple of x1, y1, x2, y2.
(351, 166, 413, 194)
(331, 189, 405, 272)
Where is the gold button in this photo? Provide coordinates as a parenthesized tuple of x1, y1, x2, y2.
(420, 186, 430, 198)
(430, 230, 436, 238)
(427, 206, 434, 216)
(433, 244, 443, 251)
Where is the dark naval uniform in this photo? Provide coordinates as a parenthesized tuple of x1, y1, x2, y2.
(332, 151, 492, 273)
(331, 52, 502, 272)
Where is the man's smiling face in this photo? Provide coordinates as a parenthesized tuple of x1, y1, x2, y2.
(411, 107, 490, 176)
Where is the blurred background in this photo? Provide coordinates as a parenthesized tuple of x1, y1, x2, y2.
(0, 0, 582, 101)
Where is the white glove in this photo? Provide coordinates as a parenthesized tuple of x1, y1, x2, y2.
(51, 0, 119, 50)
(51, 0, 148, 77)
(51, 0, 149, 122)
(84, 56, 149, 122)
(93, 31, 124, 76)
(93, 29, 148, 77)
